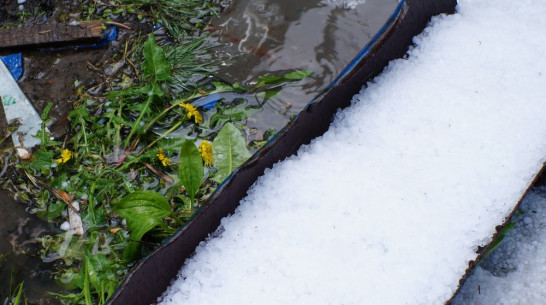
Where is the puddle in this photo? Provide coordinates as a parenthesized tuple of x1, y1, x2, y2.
(0, 0, 398, 302)
(210, 0, 398, 132)
(0, 191, 65, 305)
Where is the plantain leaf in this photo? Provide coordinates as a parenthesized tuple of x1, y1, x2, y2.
(179, 140, 204, 202)
(212, 123, 250, 184)
(113, 191, 171, 259)
(142, 34, 172, 83)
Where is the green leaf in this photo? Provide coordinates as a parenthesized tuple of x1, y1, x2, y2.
(82, 260, 92, 305)
(30, 149, 54, 175)
(479, 221, 516, 263)
(84, 250, 117, 303)
(41, 102, 53, 121)
(179, 140, 203, 202)
(283, 70, 314, 80)
(36, 200, 65, 221)
(212, 123, 250, 184)
(142, 34, 172, 83)
(12, 282, 23, 305)
(209, 106, 258, 129)
(113, 191, 171, 259)
(212, 81, 234, 92)
(253, 70, 313, 90)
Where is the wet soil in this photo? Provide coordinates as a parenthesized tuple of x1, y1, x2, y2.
(0, 0, 150, 139)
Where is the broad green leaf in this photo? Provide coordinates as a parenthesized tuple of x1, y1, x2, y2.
(113, 191, 171, 259)
(212, 123, 250, 183)
(179, 140, 204, 202)
(142, 34, 172, 83)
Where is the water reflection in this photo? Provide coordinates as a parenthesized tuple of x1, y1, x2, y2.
(0, 191, 63, 305)
(211, 0, 398, 131)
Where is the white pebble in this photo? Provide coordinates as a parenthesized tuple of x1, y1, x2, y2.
(60, 221, 70, 231)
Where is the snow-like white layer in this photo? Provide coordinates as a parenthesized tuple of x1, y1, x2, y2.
(159, 0, 546, 304)
(452, 186, 546, 305)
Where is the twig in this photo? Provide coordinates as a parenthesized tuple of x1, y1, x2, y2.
(106, 21, 133, 30)
(24, 171, 79, 212)
(143, 162, 174, 184)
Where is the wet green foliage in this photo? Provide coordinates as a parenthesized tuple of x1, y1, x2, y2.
(253, 70, 314, 91)
(114, 191, 173, 260)
(0, 1, 313, 304)
(212, 123, 251, 183)
(179, 140, 204, 208)
(121, 0, 221, 39)
(9, 281, 24, 305)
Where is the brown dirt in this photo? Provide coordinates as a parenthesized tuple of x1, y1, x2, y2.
(0, 0, 151, 141)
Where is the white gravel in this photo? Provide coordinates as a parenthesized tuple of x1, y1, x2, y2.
(159, 0, 546, 304)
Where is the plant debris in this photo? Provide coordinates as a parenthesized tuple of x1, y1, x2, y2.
(0, 0, 313, 304)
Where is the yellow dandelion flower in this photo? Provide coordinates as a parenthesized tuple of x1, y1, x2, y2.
(179, 102, 203, 124)
(157, 148, 171, 167)
(199, 140, 213, 166)
(56, 149, 73, 164)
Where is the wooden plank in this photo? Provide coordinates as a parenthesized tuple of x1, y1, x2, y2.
(0, 20, 104, 49)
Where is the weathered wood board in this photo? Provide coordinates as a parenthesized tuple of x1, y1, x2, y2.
(0, 20, 104, 49)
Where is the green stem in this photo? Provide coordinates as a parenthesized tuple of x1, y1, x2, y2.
(114, 104, 123, 161)
(141, 104, 176, 134)
(171, 213, 184, 226)
(80, 115, 89, 153)
(124, 93, 154, 149)
(137, 120, 183, 156)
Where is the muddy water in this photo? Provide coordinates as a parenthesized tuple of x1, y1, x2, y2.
(0, 191, 65, 304)
(210, 0, 398, 132)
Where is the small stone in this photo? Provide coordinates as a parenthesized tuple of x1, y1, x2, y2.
(60, 221, 70, 231)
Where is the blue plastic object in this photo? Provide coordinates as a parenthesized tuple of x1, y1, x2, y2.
(191, 91, 255, 110)
(91, 25, 118, 48)
(73, 25, 117, 50)
(0, 53, 23, 81)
